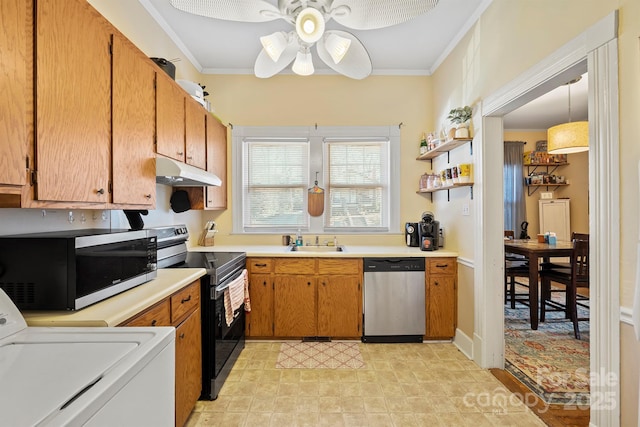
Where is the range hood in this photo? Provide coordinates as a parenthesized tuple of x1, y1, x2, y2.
(156, 157, 222, 187)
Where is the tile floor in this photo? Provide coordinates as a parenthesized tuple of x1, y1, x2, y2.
(186, 341, 545, 427)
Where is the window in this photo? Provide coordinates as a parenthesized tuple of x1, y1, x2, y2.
(232, 126, 400, 234)
(325, 139, 389, 230)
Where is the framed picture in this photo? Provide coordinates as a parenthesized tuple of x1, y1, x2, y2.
(536, 140, 548, 152)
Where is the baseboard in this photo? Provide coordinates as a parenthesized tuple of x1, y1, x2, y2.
(453, 328, 473, 360)
(620, 306, 633, 325)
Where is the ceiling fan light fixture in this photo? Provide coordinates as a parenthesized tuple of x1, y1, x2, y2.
(260, 31, 288, 62)
(295, 7, 325, 43)
(292, 48, 314, 76)
(324, 33, 351, 64)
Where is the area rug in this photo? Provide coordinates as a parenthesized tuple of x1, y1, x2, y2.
(276, 342, 366, 369)
(504, 284, 590, 405)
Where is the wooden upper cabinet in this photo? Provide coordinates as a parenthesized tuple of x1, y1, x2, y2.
(184, 98, 206, 169)
(111, 35, 156, 206)
(156, 72, 185, 162)
(35, 0, 111, 203)
(206, 115, 227, 209)
(0, 0, 28, 187)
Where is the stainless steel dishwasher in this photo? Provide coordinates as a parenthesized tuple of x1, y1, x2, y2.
(362, 258, 426, 343)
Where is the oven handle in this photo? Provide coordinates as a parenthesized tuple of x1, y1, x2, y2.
(215, 269, 245, 293)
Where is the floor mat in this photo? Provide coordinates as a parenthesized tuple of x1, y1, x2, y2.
(504, 284, 590, 405)
(275, 341, 366, 369)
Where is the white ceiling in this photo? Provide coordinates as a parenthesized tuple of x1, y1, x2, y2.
(138, 0, 588, 130)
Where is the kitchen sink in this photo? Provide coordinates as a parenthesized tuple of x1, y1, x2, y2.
(288, 245, 346, 253)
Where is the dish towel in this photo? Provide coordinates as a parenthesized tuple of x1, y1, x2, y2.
(243, 269, 251, 313)
(224, 269, 248, 327)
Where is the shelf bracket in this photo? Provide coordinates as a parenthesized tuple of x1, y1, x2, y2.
(470, 186, 474, 200)
(469, 141, 473, 155)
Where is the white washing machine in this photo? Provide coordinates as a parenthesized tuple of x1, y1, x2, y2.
(0, 289, 175, 427)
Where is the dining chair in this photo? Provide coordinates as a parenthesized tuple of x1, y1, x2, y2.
(504, 230, 530, 308)
(540, 232, 589, 270)
(540, 238, 590, 339)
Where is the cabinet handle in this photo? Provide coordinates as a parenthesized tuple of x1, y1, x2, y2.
(322, 281, 326, 287)
(177, 151, 184, 156)
(255, 263, 267, 267)
(262, 281, 267, 286)
(307, 282, 311, 286)
(144, 194, 152, 199)
(181, 295, 192, 304)
(436, 264, 449, 268)
(179, 333, 185, 339)
(96, 188, 105, 195)
(151, 319, 157, 326)
(434, 281, 439, 286)
(186, 155, 193, 160)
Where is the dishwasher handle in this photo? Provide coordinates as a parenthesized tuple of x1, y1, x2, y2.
(363, 257, 425, 272)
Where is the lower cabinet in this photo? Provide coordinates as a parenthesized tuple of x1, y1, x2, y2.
(120, 280, 201, 427)
(425, 258, 457, 339)
(246, 257, 363, 339)
(245, 256, 456, 340)
(274, 275, 316, 337)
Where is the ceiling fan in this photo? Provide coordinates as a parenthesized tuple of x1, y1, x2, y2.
(169, 0, 440, 79)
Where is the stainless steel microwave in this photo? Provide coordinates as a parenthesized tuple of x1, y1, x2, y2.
(0, 229, 157, 310)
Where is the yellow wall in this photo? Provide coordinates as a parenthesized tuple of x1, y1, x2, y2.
(503, 130, 589, 238)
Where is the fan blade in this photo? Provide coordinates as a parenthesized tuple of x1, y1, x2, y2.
(254, 36, 299, 78)
(169, 0, 282, 22)
(316, 30, 371, 79)
(330, 0, 439, 30)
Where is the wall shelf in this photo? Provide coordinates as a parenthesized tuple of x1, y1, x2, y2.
(525, 162, 569, 195)
(416, 138, 473, 164)
(417, 182, 474, 201)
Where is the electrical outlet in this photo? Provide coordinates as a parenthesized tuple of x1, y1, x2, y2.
(462, 203, 470, 216)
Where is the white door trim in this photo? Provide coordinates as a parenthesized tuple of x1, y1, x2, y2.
(476, 11, 619, 427)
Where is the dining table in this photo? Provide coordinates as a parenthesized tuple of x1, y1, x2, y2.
(504, 239, 574, 329)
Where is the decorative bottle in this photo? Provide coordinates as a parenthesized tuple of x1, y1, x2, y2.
(419, 132, 428, 155)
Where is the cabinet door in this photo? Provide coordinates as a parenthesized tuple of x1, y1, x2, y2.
(274, 275, 316, 337)
(539, 199, 571, 241)
(111, 35, 156, 205)
(36, 0, 111, 202)
(0, 0, 27, 187)
(156, 72, 185, 162)
(246, 274, 273, 337)
(318, 275, 362, 337)
(175, 308, 202, 427)
(426, 276, 456, 338)
(184, 98, 206, 169)
(205, 115, 227, 209)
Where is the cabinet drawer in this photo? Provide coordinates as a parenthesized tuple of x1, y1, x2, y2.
(248, 258, 273, 273)
(427, 258, 456, 275)
(275, 258, 315, 274)
(122, 300, 171, 327)
(318, 258, 361, 275)
(171, 281, 200, 323)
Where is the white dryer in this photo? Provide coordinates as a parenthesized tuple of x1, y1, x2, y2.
(0, 289, 175, 427)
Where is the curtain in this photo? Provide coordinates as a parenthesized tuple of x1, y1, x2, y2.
(504, 141, 526, 235)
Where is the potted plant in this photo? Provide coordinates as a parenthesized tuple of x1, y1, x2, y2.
(447, 106, 473, 139)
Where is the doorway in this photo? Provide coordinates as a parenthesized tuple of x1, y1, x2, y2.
(473, 12, 619, 427)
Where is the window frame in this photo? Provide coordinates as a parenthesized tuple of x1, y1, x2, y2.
(232, 125, 400, 234)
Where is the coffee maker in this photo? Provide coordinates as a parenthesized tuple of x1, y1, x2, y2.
(404, 222, 419, 247)
(418, 211, 439, 251)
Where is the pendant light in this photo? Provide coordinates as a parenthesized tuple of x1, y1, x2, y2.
(547, 77, 588, 154)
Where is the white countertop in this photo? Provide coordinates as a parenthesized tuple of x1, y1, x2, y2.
(190, 244, 458, 258)
(22, 268, 206, 327)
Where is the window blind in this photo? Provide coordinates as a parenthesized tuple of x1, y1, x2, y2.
(243, 139, 309, 229)
(325, 140, 389, 229)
